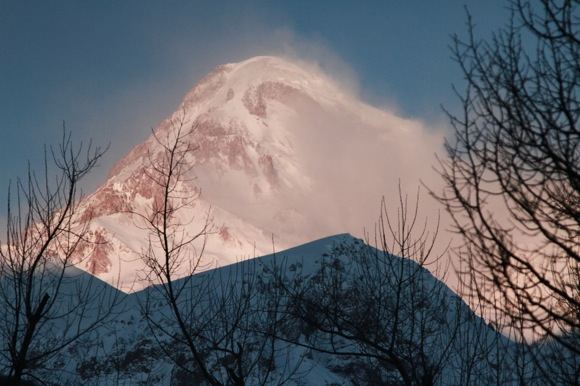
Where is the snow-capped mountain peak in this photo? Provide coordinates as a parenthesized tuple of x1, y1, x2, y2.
(74, 55, 443, 291)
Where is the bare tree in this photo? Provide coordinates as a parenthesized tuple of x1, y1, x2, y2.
(0, 129, 120, 384)
(435, 0, 579, 353)
(161, 258, 305, 386)
(138, 115, 302, 385)
(450, 267, 500, 386)
(134, 114, 215, 383)
(278, 187, 467, 386)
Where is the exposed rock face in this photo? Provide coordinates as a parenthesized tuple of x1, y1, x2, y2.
(242, 81, 308, 118)
(85, 230, 112, 275)
(79, 185, 132, 222)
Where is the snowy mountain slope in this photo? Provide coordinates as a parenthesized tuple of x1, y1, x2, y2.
(0, 264, 123, 382)
(0, 235, 497, 384)
(3, 234, 574, 385)
(73, 56, 444, 291)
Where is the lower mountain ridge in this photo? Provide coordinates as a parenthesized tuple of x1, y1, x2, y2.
(1, 235, 574, 385)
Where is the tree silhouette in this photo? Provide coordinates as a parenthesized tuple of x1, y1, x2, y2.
(436, 0, 579, 352)
(278, 188, 469, 386)
(0, 129, 120, 384)
(138, 115, 302, 385)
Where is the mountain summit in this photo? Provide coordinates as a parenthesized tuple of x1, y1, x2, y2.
(75, 56, 443, 290)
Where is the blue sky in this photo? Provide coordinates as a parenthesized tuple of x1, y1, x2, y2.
(0, 0, 510, 201)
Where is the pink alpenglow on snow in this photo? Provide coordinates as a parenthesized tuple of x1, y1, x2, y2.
(73, 56, 444, 291)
